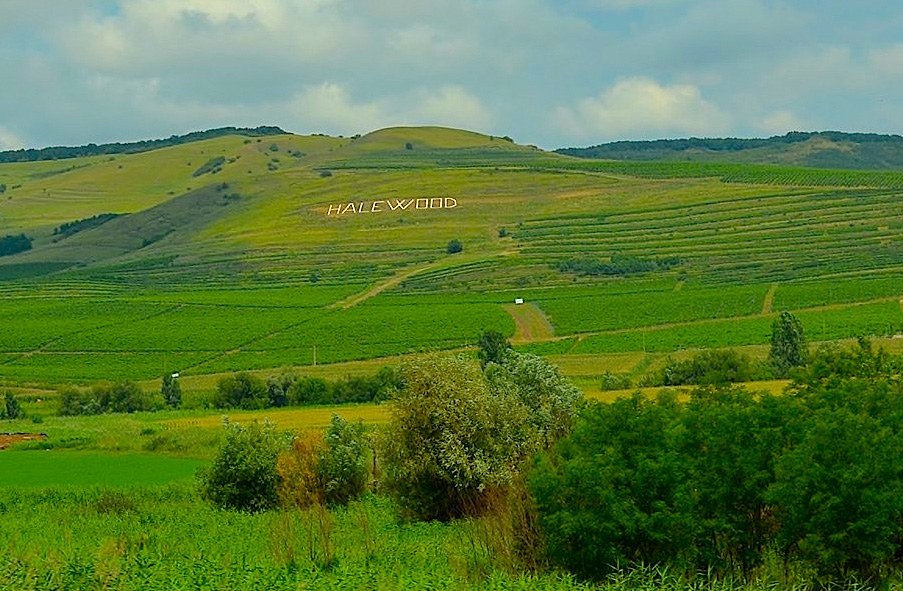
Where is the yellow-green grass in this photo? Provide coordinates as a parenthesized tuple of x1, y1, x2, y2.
(163, 404, 389, 432)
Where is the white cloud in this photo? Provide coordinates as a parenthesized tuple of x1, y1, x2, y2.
(584, 0, 685, 10)
(553, 77, 730, 140)
(413, 86, 492, 131)
(0, 126, 25, 151)
(287, 83, 392, 133)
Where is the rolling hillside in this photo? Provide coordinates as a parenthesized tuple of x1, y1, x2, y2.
(1, 126, 902, 388)
(557, 131, 903, 170)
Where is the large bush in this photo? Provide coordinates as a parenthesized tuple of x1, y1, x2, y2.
(381, 353, 581, 521)
(276, 415, 370, 508)
(380, 354, 530, 520)
(214, 372, 267, 409)
(530, 342, 903, 582)
(58, 381, 153, 415)
(200, 421, 287, 512)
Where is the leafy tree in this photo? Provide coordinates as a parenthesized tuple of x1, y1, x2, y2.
(446, 239, 463, 254)
(95, 381, 154, 413)
(657, 349, 760, 386)
(477, 329, 511, 368)
(266, 373, 293, 407)
(214, 372, 267, 409)
(529, 393, 695, 580)
(1, 391, 21, 420)
(380, 354, 530, 520)
(769, 311, 807, 377)
(484, 350, 582, 447)
(200, 421, 287, 512)
(318, 415, 369, 505)
(161, 374, 182, 409)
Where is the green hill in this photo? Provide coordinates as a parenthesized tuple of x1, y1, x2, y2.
(1, 126, 902, 388)
(556, 131, 903, 170)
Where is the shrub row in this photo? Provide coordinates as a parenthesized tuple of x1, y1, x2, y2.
(531, 341, 903, 582)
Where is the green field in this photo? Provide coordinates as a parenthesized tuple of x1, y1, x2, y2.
(0, 126, 902, 391)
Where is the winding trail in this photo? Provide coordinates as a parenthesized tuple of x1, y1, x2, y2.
(330, 260, 445, 310)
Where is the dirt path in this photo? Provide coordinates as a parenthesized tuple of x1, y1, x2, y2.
(0, 433, 47, 451)
(761, 283, 778, 315)
(504, 302, 556, 343)
(330, 260, 445, 310)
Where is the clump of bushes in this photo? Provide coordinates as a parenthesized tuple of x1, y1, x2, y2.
(192, 156, 226, 177)
(0, 234, 33, 257)
(530, 341, 903, 582)
(58, 381, 154, 415)
(203, 415, 370, 512)
(650, 348, 766, 386)
(213, 368, 402, 410)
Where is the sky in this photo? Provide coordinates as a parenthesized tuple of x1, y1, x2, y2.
(2, 0, 902, 150)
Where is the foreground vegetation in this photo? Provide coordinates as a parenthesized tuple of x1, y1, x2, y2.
(4, 340, 903, 589)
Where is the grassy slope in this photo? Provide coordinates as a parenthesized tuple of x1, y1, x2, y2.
(0, 126, 902, 388)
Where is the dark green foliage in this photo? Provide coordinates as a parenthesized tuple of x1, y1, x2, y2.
(655, 349, 762, 386)
(0, 234, 32, 257)
(557, 254, 680, 277)
(53, 213, 120, 240)
(214, 372, 267, 409)
(200, 421, 287, 512)
(161, 374, 182, 409)
(531, 342, 903, 583)
(477, 329, 511, 368)
(266, 373, 293, 407)
(0, 125, 285, 163)
(319, 169, 333, 177)
(498, 227, 508, 237)
(446, 239, 463, 254)
(405, 142, 413, 150)
(1, 391, 21, 419)
(58, 381, 153, 415)
(769, 311, 808, 377)
(289, 368, 401, 405)
(192, 156, 226, 177)
(318, 415, 369, 505)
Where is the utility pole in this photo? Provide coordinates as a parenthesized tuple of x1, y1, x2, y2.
(313, 344, 317, 367)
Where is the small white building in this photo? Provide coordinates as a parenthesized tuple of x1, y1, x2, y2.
(514, 298, 524, 305)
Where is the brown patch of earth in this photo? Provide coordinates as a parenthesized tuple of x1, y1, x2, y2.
(0, 432, 48, 451)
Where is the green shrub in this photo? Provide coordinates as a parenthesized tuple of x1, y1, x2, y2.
(446, 239, 463, 254)
(769, 311, 808, 377)
(318, 415, 369, 506)
(161, 374, 182, 409)
(57, 381, 153, 415)
(200, 421, 288, 512)
(380, 354, 529, 521)
(1, 391, 22, 420)
(214, 372, 267, 409)
(656, 349, 762, 386)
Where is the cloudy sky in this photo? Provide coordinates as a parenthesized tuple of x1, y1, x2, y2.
(2, 0, 902, 150)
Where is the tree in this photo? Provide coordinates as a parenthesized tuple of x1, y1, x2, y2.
(477, 329, 511, 368)
(769, 311, 808, 377)
(161, 374, 182, 409)
(318, 415, 369, 505)
(200, 421, 287, 512)
(446, 239, 463, 254)
(214, 372, 267, 409)
(380, 354, 530, 520)
(1, 391, 21, 420)
(484, 350, 582, 447)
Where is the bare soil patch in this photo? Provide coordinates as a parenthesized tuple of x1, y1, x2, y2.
(0, 432, 48, 451)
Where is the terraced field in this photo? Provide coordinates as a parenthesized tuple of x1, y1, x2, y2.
(1, 126, 902, 388)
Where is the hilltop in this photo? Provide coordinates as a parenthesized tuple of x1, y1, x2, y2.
(556, 131, 903, 170)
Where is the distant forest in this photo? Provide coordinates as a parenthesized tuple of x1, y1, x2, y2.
(556, 131, 903, 170)
(0, 126, 286, 164)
